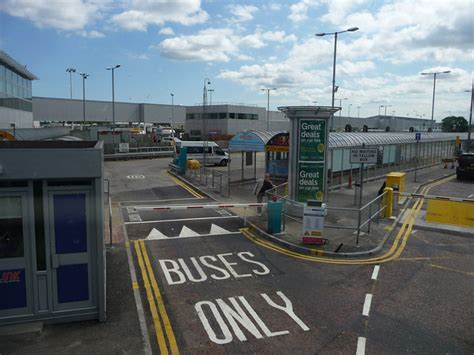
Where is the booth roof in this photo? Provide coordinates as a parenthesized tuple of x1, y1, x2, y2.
(229, 130, 286, 151)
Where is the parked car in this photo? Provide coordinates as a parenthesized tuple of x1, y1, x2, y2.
(456, 152, 474, 180)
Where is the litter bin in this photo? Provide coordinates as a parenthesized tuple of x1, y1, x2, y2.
(267, 197, 282, 234)
(386, 172, 406, 204)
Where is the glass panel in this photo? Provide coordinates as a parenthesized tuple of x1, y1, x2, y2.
(0, 64, 5, 78)
(57, 264, 89, 303)
(53, 194, 87, 254)
(0, 196, 24, 259)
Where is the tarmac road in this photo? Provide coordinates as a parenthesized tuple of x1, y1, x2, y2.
(116, 161, 473, 354)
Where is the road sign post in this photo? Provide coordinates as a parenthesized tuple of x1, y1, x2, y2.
(414, 132, 421, 182)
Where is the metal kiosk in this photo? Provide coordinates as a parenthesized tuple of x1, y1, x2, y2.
(0, 141, 105, 325)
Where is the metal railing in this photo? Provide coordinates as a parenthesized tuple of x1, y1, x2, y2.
(186, 166, 231, 197)
(266, 187, 387, 246)
(104, 178, 112, 246)
(105, 146, 174, 160)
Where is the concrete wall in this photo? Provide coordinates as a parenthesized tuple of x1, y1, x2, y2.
(0, 107, 34, 128)
(32, 97, 186, 126)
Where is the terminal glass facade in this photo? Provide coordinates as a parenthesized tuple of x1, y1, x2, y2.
(0, 63, 33, 112)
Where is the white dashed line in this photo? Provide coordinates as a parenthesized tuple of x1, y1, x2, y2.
(356, 337, 366, 355)
(371, 265, 380, 280)
(362, 294, 373, 316)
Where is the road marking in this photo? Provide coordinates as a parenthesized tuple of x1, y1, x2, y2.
(179, 225, 200, 237)
(362, 294, 372, 316)
(371, 265, 380, 280)
(356, 337, 366, 355)
(127, 174, 146, 179)
(125, 215, 239, 225)
(132, 281, 139, 289)
(428, 263, 474, 276)
(142, 231, 241, 241)
(134, 241, 169, 354)
(139, 240, 179, 354)
(146, 228, 169, 240)
(167, 172, 203, 198)
(122, 197, 205, 204)
(210, 224, 232, 234)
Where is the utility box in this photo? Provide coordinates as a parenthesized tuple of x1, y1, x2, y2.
(0, 141, 105, 325)
(386, 172, 406, 204)
(267, 198, 282, 234)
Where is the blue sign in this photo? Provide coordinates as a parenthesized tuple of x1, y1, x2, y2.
(415, 132, 421, 141)
(0, 269, 27, 310)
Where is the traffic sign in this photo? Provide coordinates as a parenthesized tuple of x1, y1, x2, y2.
(415, 132, 421, 141)
(350, 148, 378, 164)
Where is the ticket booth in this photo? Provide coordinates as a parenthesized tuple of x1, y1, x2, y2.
(0, 141, 105, 325)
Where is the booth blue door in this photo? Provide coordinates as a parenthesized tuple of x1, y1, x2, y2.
(49, 190, 93, 310)
(0, 192, 31, 318)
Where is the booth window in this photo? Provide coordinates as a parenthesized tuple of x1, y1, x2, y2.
(0, 196, 24, 259)
(229, 113, 235, 119)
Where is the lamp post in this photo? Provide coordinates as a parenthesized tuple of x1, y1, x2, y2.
(348, 103, 353, 118)
(170, 93, 174, 133)
(78, 72, 89, 124)
(208, 89, 214, 105)
(421, 70, 451, 129)
(261, 88, 277, 131)
(316, 26, 359, 130)
(66, 67, 76, 99)
(357, 106, 361, 118)
(106, 64, 121, 148)
(466, 81, 473, 149)
(384, 104, 392, 116)
(378, 105, 384, 116)
(336, 97, 347, 130)
(203, 78, 211, 164)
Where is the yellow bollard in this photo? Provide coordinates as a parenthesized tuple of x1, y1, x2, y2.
(383, 187, 393, 218)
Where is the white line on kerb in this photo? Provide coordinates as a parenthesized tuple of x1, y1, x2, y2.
(371, 265, 380, 280)
(362, 294, 373, 317)
(356, 337, 366, 355)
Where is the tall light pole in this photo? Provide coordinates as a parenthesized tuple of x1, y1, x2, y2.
(466, 81, 473, 149)
(170, 93, 174, 131)
(336, 97, 347, 130)
(348, 103, 353, 118)
(384, 104, 392, 116)
(208, 89, 214, 105)
(421, 70, 451, 129)
(261, 88, 277, 131)
(379, 105, 384, 116)
(316, 26, 359, 130)
(202, 78, 211, 164)
(79, 72, 89, 123)
(357, 106, 361, 118)
(66, 67, 76, 99)
(106, 64, 121, 148)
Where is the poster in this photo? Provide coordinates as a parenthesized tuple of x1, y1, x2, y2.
(297, 162, 324, 202)
(299, 119, 326, 161)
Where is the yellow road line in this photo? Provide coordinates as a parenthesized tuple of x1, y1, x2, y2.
(167, 172, 203, 198)
(134, 241, 169, 355)
(428, 263, 474, 276)
(139, 240, 180, 355)
(242, 175, 455, 265)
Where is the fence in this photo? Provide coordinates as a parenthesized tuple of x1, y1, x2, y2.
(185, 166, 231, 197)
(104, 146, 174, 160)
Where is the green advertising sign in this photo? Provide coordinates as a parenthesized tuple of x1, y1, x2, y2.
(297, 162, 325, 202)
(299, 119, 326, 161)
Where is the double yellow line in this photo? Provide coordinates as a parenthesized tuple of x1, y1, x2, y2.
(166, 171, 203, 199)
(134, 240, 179, 354)
(241, 175, 454, 265)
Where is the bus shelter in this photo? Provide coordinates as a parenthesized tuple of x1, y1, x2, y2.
(228, 130, 288, 182)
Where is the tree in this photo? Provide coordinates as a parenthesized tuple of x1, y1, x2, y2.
(441, 116, 468, 132)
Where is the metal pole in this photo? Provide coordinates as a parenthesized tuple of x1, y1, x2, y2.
(414, 141, 419, 182)
(112, 68, 115, 147)
(331, 32, 337, 130)
(82, 76, 86, 123)
(267, 89, 270, 131)
(430, 73, 437, 129)
(69, 71, 73, 99)
(468, 80, 473, 149)
(356, 162, 363, 245)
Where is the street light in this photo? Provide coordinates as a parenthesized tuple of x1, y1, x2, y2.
(315, 26, 359, 130)
(357, 106, 361, 118)
(106, 64, 121, 147)
(261, 88, 277, 131)
(78, 72, 89, 123)
(348, 103, 353, 118)
(66, 67, 76, 99)
(208, 89, 214, 105)
(465, 81, 473, 149)
(378, 105, 384, 116)
(383, 104, 392, 116)
(335, 97, 347, 130)
(170, 93, 174, 132)
(421, 70, 451, 129)
(203, 78, 211, 164)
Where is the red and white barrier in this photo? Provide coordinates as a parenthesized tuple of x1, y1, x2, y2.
(132, 203, 267, 211)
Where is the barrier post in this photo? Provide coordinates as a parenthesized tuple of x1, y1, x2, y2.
(212, 169, 215, 189)
(383, 187, 394, 218)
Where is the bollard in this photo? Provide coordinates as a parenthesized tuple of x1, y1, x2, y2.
(383, 187, 394, 218)
(267, 196, 282, 234)
(348, 174, 353, 189)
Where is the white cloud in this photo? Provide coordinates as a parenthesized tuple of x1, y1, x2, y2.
(0, 0, 107, 31)
(158, 28, 296, 62)
(78, 30, 105, 38)
(159, 27, 175, 35)
(127, 53, 150, 60)
(289, 0, 320, 23)
(111, 0, 208, 31)
(227, 4, 258, 22)
(266, 3, 282, 11)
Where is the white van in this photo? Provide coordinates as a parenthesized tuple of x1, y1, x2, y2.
(176, 141, 229, 166)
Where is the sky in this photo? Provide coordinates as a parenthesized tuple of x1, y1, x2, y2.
(0, 0, 472, 121)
